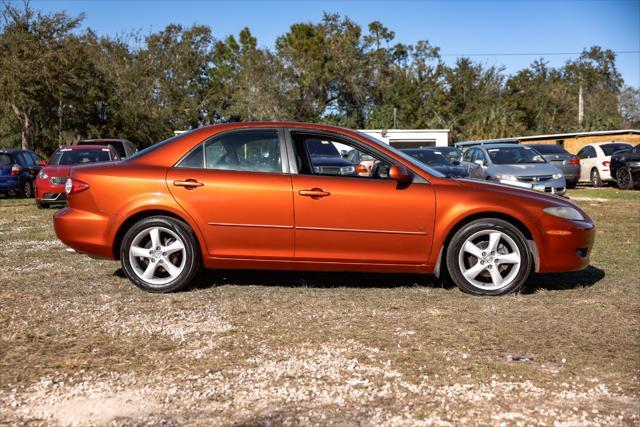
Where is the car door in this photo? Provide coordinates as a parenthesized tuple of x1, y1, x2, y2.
(288, 130, 436, 265)
(166, 128, 294, 259)
(578, 146, 595, 181)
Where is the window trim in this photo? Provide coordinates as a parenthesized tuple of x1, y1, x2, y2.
(174, 127, 289, 175)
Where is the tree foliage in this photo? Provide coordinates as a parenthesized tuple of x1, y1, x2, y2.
(0, 2, 635, 154)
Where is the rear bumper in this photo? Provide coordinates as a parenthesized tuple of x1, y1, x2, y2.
(537, 218, 595, 273)
(53, 207, 115, 259)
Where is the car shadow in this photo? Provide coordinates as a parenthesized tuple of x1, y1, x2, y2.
(112, 266, 604, 293)
(191, 269, 451, 290)
(523, 265, 605, 293)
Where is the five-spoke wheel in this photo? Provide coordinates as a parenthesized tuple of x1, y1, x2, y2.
(121, 216, 201, 292)
(447, 219, 531, 295)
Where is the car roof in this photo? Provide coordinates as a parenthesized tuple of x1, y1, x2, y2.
(475, 143, 524, 149)
(0, 149, 31, 154)
(57, 145, 114, 150)
(79, 139, 131, 143)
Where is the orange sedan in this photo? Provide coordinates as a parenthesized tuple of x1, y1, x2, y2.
(53, 123, 595, 295)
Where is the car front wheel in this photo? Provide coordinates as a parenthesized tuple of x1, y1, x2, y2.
(446, 219, 532, 296)
(19, 180, 33, 198)
(120, 216, 201, 292)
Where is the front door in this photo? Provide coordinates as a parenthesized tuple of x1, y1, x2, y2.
(289, 131, 436, 264)
(167, 129, 294, 259)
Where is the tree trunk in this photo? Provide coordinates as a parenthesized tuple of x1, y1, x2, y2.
(10, 103, 31, 150)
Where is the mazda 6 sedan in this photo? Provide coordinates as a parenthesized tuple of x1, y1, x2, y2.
(54, 122, 595, 296)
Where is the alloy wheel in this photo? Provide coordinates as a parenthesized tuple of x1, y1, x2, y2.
(457, 230, 521, 291)
(128, 226, 187, 287)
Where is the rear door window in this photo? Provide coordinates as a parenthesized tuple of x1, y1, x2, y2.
(0, 154, 13, 167)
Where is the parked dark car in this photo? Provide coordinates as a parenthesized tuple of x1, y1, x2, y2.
(431, 146, 463, 164)
(526, 144, 581, 189)
(0, 149, 45, 198)
(610, 144, 640, 190)
(402, 148, 468, 177)
(76, 139, 137, 158)
(302, 138, 356, 176)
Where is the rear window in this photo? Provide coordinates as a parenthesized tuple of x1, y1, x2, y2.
(49, 149, 112, 165)
(80, 141, 126, 158)
(529, 145, 567, 155)
(601, 143, 632, 156)
(0, 154, 12, 167)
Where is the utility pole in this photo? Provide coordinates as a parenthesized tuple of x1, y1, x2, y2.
(393, 107, 397, 129)
(578, 84, 584, 127)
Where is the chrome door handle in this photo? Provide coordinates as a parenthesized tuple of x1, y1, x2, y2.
(299, 188, 331, 198)
(173, 180, 204, 189)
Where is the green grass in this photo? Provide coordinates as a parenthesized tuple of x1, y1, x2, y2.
(0, 195, 638, 425)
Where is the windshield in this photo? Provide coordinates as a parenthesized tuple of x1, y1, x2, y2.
(433, 147, 462, 161)
(357, 132, 446, 178)
(601, 143, 632, 156)
(49, 149, 111, 165)
(402, 150, 449, 166)
(486, 146, 545, 164)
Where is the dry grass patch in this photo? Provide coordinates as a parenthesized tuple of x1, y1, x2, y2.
(1, 189, 639, 425)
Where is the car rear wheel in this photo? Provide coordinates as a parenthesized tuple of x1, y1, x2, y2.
(616, 167, 633, 190)
(120, 216, 201, 293)
(590, 168, 604, 187)
(446, 219, 531, 296)
(19, 180, 33, 198)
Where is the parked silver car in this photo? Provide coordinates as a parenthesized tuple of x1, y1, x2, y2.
(461, 144, 567, 195)
(525, 144, 581, 189)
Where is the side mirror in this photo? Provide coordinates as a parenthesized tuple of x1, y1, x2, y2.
(38, 160, 47, 166)
(474, 159, 486, 167)
(389, 164, 412, 184)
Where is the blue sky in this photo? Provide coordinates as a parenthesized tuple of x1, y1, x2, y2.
(31, 0, 640, 87)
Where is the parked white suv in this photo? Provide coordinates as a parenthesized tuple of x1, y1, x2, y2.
(577, 142, 633, 187)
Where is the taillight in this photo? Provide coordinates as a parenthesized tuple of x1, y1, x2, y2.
(602, 161, 610, 167)
(568, 155, 580, 165)
(10, 164, 22, 175)
(65, 178, 89, 195)
(355, 164, 368, 174)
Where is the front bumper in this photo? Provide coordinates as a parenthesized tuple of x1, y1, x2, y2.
(537, 217, 595, 273)
(35, 178, 66, 201)
(498, 177, 566, 195)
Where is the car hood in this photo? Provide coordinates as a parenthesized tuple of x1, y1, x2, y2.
(488, 163, 561, 176)
(42, 165, 72, 176)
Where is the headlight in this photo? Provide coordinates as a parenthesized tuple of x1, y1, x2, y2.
(495, 174, 517, 181)
(339, 165, 355, 175)
(552, 173, 563, 179)
(543, 206, 584, 221)
(38, 170, 48, 179)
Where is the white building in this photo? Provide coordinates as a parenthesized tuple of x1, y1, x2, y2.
(359, 129, 450, 149)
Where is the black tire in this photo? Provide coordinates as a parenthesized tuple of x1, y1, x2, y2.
(566, 180, 578, 189)
(616, 166, 633, 190)
(35, 200, 49, 209)
(590, 168, 604, 187)
(18, 180, 33, 198)
(120, 216, 202, 293)
(445, 219, 532, 296)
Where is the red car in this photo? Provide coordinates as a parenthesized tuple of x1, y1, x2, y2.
(35, 145, 119, 208)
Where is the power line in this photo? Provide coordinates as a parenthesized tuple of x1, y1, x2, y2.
(440, 50, 640, 57)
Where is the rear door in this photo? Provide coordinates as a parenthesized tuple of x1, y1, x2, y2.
(166, 128, 295, 259)
(578, 146, 596, 181)
(288, 130, 435, 264)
